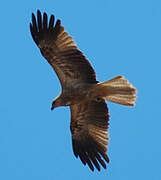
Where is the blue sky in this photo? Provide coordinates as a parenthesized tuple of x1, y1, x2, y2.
(0, 0, 161, 179)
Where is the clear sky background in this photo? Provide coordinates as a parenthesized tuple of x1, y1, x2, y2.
(0, 0, 161, 179)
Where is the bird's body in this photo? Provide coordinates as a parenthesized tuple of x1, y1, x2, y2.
(52, 81, 95, 107)
(30, 10, 137, 171)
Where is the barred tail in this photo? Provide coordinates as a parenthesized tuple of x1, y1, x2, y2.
(95, 76, 137, 106)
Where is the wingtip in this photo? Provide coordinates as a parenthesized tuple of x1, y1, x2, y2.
(43, 12, 48, 18)
(37, 9, 41, 15)
(31, 12, 34, 18)
(29, 23, 33, 32)
(29, 22, 32, 28)
(31, 13, 36, 25)
(103, 154, 110, 163)
(57, 19, 61, 25)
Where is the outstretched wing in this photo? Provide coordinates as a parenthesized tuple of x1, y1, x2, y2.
(30, 10, 97, 88)
(70, 99, 110, 171)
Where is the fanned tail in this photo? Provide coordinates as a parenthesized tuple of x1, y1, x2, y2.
(95, 76, 137, 106)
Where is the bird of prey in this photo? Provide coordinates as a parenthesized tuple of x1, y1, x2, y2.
(30, 10, 137, 171)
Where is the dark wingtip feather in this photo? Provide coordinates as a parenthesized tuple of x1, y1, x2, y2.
(49, 15, 55, 29)
(31, 13, 37, 33)
(30, 23, 38, 45)
(90, 157, 100, 171)
(95, 152, 107, 169)
(72, 139, 109, 172)
(72, 140, 78, 158)
(56, 19, 61, 25)
(102, 153, 110, 163)
(37, 9, 41, 19)
(30, 10, 62, 47)
(95, 142, 110, 164)
(30, 12, 39, 45)
(37, 10, 42, 32)
(86, 158, 94, 171)
(37, 9, 41, 14)
(43, 12, 48, 31)
(29, 23, 33, 35)
(32, 13, 37, 28)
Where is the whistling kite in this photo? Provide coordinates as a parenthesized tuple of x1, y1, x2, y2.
(30, 10, 137, 171)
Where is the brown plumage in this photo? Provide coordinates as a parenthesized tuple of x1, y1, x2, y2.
(30, 10, 137, 171)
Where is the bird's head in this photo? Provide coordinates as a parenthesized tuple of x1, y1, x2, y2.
(51, 99, 61, 110)
(51, 95, 66, 110)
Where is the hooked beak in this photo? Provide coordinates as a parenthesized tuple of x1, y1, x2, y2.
(51, 105, 54, 110)
(51, 101, 55, 111)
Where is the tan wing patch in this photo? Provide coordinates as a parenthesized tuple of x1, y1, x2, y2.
(56, 26, 77, 50)
(88, 124, 109, 149)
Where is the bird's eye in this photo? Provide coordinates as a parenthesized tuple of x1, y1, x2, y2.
(96, 97, 102, 102)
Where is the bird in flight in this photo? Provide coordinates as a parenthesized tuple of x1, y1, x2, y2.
(30, 10, 137, 171)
